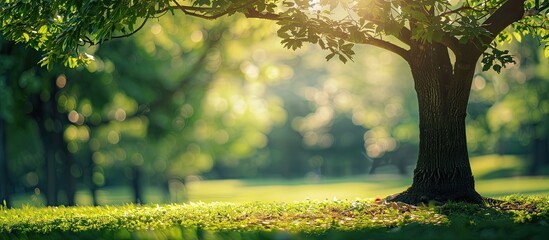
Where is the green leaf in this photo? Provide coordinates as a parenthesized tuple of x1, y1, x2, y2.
(22, 32, 30, 42)
(492, 64, 502, 73)
(338, 54, 347, 63)
(512, 32, 522, 42)
(482, 61, 492, 71)
(318, 39, 326, 49)
(38, 25, 48, 34)
(436, 3, 445, 13)
(325, 52, 336, 61)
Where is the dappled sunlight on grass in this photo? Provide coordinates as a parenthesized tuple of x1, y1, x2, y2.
(185, 177, 411, 203)
(477, 178, 549, 197)
(185, 176, 549, 203)
(470, 154, 526, 179)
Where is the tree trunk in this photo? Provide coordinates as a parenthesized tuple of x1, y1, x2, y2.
(529, 136, 549, 175)
(387, 43, 483, 204)
(0, 117, 10, 208)
(44, 131, 58, 206)
(85, 151, 99, 206)
(60, 141, 75, 206)
(54, 87, 75, 206)
(131, 165, 143, 204)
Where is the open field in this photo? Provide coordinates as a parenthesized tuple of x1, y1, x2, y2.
(12, 174, 549, 207)
(9, 155, 549, 206)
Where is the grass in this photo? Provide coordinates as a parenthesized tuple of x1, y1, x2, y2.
(13, 175, 549, 207)
(1, 195, 548, 239)
(3, 154, 549, 239)
(470, 154, 526, 179)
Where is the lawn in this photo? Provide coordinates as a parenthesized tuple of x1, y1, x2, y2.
(1, 196, 548, 240)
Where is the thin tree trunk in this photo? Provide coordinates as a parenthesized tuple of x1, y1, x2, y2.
(131, 165, 143, 204)
(530, 136, 549, 175)
(35, 107, 58, 206)
(85, 151, 99, 206)
(53, 83, 75, 206)
(45, 132, 58, 206)
(60, 143, 75, 205)
(0, 117, 10, 208)
(387, 43, 482, 204)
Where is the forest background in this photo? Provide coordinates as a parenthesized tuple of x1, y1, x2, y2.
(1, 13, 548, 207)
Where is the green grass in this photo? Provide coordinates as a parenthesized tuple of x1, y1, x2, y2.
(470, 154, 526, 179)
(13, 175, 549, 207)
(4, 154, 549, 239)
(1, 195, 548, 240)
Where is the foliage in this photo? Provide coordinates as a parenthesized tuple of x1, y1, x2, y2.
(0, 11, 293, 205)
(0, 195, 548, 240)
(1, 1, 548, 70)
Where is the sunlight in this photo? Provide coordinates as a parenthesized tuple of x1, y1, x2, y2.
(150, 23, 162, 35)
(55, 74, 67, 88)
(472, 75, 486, 90)
(190, 30, 204, 43)
(309, 0, 322, 11)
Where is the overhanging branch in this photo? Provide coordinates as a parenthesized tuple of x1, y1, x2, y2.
(244, 8, 281, 20)
(161, 1, 282, 20)
(354, 37, 410, 61)
(481, 0, 526, 47)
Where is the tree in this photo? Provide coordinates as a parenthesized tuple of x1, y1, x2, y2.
(1, 0, 548, 204)
(482, 37, 549, 174)
(52, 15, 287, 204)
(0, 36, 80, 207)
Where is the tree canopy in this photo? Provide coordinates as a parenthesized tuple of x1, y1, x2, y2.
(1, 0, 548, 70)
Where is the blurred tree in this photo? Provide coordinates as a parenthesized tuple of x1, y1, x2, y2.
(0, 76, 8, 208)
(2, 0, 548, 204)
(0, 38, 12, 207)
(56, 15, 288, 204)
(0, 37, 77, 206)
(481, 37, 549, 174)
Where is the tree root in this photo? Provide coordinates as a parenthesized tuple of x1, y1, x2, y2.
(384, 187, 484, 205)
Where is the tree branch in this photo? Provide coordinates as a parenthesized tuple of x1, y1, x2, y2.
(396, 27, 412, 46)
(439, 35, 461, 56)
(162, 0, 261, 20)
(361, 16, 412, 46)
(110, 18, 149, 40)
(244, 8, 281, 20)
(481, 0, 526, 46)
(354, 37, 410, 61)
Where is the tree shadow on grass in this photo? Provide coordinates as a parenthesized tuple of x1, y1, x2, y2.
(6, 223, 547, 240)
(4, 222, 548, 240)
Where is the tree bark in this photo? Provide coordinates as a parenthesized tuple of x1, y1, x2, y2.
(387, 42, 483, 204)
